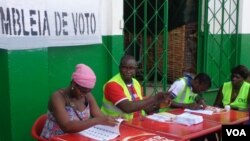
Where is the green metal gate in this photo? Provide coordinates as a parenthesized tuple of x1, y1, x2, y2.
(124, 0, 169, 95)
(198, 0, 239, 89)
(123, 0, 198, 95)
(123, 0, 239, 96)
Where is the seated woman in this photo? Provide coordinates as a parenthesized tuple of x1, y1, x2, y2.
(204, 65, 250, 141)
(214, 65, 250, 111)
(40, 64, 117, 139)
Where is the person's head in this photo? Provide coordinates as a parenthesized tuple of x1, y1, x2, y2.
(191, 73, 211, 94)
(71, 64, 96, 98)
(231, 65, 249, 87)
(119, 54, 137, 84)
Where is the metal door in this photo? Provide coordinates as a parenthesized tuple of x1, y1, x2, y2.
(198, 0, 239, 88)
(124, 0, 169, 95)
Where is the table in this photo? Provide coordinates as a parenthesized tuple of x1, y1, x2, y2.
(123, 115, 221, 141)
(50, 124, 181, 141)
(169, 108, 249, 141)
(169, 108, 249, 125)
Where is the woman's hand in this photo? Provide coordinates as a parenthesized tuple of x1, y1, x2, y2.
(96, 116, 119, 127)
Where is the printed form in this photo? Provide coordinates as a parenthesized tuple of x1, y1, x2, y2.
(79, 118, 124, 140)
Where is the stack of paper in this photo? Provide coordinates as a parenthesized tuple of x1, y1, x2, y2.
(79, 118, 124, 140)
(174, 112, 203, 126)
(146, 112, 176, 122)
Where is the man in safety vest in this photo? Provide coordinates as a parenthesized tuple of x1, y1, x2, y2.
(101, 55, 174, 120)
(168, 73, 211, 110)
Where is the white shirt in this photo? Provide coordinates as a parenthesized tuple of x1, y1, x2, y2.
(168, 79, 186, 97)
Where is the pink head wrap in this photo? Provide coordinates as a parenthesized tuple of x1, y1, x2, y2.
(72, 64, 96, 89)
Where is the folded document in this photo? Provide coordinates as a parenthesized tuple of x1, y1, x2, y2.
(175, 112, 203, 126)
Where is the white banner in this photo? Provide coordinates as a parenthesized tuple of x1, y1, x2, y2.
(0, 0, 102, 50)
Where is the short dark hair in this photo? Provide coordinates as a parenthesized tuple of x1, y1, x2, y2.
(231, 65, 249, 79)
(119, 54, 136, 68)
(194, 73, 212, 88)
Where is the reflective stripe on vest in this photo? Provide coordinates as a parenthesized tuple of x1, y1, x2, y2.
(101, 73, 146, 120)
(173, 78, 197, 104)
(222, 81, 250, 110)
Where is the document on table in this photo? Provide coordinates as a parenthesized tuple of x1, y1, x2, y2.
(184, 109, 213, 115)
(184, 106, 227, 115)
(146, 112, 177, 122)
(175, 112, 203, 126)
(79, 118, 124, 141)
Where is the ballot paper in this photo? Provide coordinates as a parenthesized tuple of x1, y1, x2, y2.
(79, 118, 124, 141)
(146, 112, 177, 122)
(174, 112, 203, 126)
(184, 109, 213, 115)
(184, 106, 227, 115)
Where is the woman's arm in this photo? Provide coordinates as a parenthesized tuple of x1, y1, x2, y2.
(213, 87, 224, 108)
(85, 92, 104, 117)
(50, 92, 117, 133)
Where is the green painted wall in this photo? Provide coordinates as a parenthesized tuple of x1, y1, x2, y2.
(203, 90, 218, 106)
(0, 49, 11, 141)
(0, 35, 123, 141)
(8, 48, 49, 141)
(239, 34, 250, 68)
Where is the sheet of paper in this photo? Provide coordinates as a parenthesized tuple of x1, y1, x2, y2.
(79, 118, 123, 140)
(205, 106, 227, 113)
(184, 108, 213, 115)
(174, 112, 203, 126)
(146, 113, 176, 122)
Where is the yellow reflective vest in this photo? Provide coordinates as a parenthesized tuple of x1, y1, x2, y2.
(222, 81, 250, 110)
(101, 73, 146, 120)
(173, 77, 197, 104)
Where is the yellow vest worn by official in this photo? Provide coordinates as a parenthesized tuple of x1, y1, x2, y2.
(101, 73, 146, 120)
(173, 77, 197, 104)
(222, 81, 250, 110)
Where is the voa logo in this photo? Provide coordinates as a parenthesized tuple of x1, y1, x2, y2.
(226, 129, 246, 136)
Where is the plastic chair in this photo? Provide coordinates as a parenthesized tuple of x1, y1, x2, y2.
(31, 114, 48, 141)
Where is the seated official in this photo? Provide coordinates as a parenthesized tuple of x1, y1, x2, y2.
(101, 55, 174, 120)
(168, 73, 212, 110)
(214, 65, 250, 111)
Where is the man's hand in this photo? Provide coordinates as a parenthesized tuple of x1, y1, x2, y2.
(155, 92, 172, 108)
(186, 103, 206, 110)
(156, 92, 172, 102)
